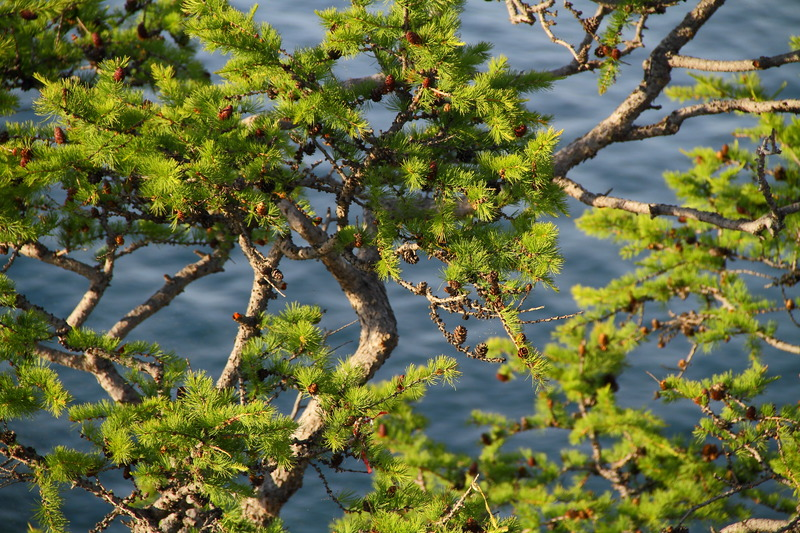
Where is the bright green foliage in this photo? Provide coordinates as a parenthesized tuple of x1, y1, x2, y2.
(596, 9, 629, 94)
(665, 71, 785, 103)
(373, 74, 800, 531)
(2, 0, 797, 531)
(0, 0, 205, 101)
(70, 372, 297, 500)
(0, 0, 562, 530)
(32, 468, 69, 533)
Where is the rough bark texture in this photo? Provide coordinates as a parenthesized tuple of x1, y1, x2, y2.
(241, 201, 399, 522)
(217, 236, 283, 390)
(720, 518, 800, 533)
(6, 0, 800, 530)
(553, 0, 726, 177)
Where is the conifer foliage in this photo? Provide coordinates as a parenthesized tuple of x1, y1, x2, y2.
(1, 0, 558, 530)
(1, 0, 799, 532)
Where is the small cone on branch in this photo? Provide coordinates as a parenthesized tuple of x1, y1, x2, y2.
(218, 105, 233, 120)
(54, 127, 66, 145)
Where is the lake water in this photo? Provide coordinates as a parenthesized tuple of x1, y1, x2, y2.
(3, 1, 800, 530)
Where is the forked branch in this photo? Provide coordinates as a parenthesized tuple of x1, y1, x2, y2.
(554, 175, 800, 235)
(552, 0, 799, 235)
(244, 200, 399, 521)
(625, 99, 800, 141)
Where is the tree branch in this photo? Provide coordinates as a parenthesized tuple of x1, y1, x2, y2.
(504, 0, 554, 26)
(14, 293, 141, 403)
(549, 0, 800, 235)
(554, 0, 726, 176)
(16, 247, 229, 404)
(669, 49, 800, 71)
(13, 293, 70, 333)
(216, 236, 283, 390)
(719, 518, 800, 533)
(66, 277, 111, 329)
(108, 247, 229, 340)
(626, 99, 800, 141)
(66, 248, 116, 329)
(35, 344, 141, 403)
(553, 175, 800, 235)
(15, 241, 97, 279)
(675, 475, 777, 529)
(245, 200, 399, 522)
(755, 331, 800, 355)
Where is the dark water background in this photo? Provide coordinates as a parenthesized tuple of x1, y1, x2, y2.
(3, 0, 800, 530)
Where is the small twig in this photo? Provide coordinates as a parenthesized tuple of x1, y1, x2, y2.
(520, 311, 580, 324)
(755, 129, 784, 234)
(435, 474, 480, 528)
(309, 461, 350, 513)
(536, 9, 583, 63)
(289, 391, 304, 420)
(676, 476, 775, 528)
(504, 0, 554, 25)
(676, 343, 698, 378)
(324, 319, 359, 339)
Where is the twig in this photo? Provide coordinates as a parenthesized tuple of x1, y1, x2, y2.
(676, 476, 775, 528)
(434, 474, 480, 529)
(754, 129, 784, 233)
(309, 461, 350, 513)
(521, 312, 580, 324)
(536, 9, 583, 63)
(504, 0, 554, 25)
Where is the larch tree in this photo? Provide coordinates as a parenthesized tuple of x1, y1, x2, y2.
(0, 0, 799, 532)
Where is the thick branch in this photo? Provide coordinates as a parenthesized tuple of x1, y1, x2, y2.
(12, 241, 113, 328)
(245, 199, 399, 522)
(35, 344, 141, 403)
(549, 1, 800, 234)
(67, 251, 115, 328)
(18, 245, 228, 402)
(554, 0, 726, 176)
(720, 518, 800, 533)
(669, 49, 800, 71)
(15, 295, 141, 403)
(15, 241, 98, 279)
(66, 277, 111, 328)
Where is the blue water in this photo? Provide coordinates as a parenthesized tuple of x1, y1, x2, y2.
(3, 1, 800, 530)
